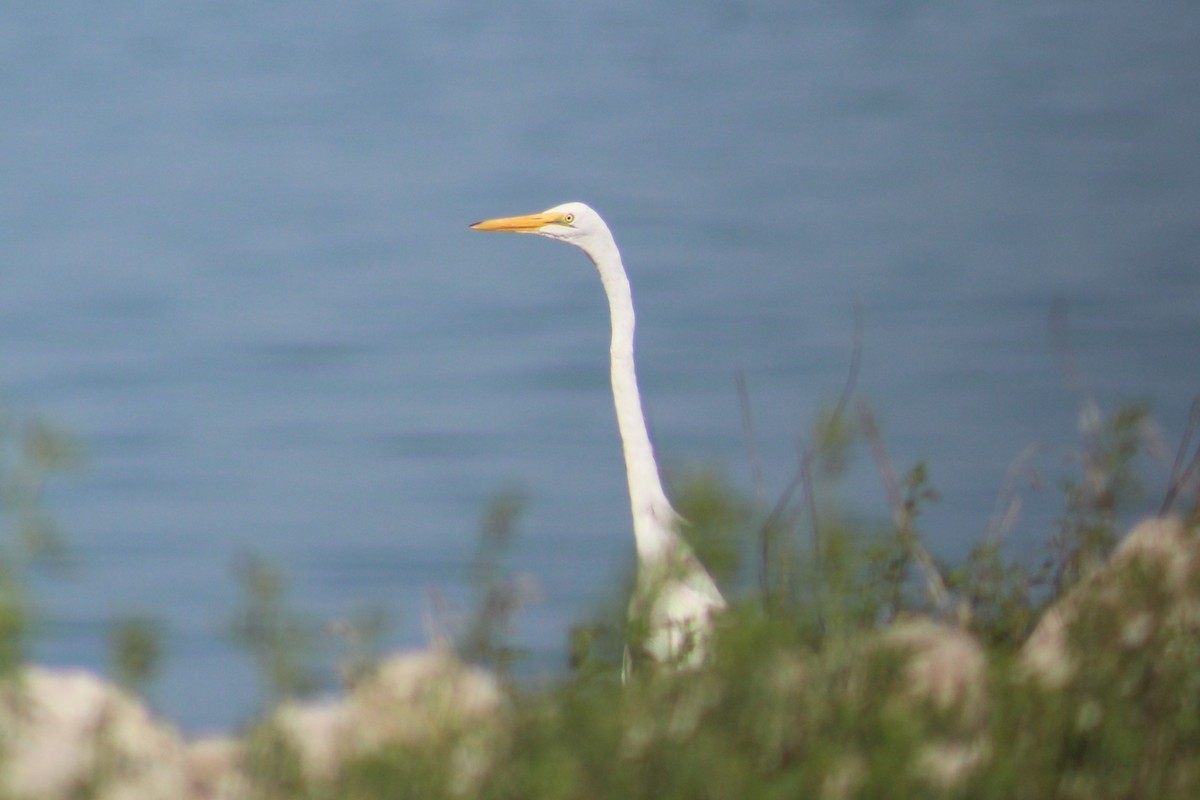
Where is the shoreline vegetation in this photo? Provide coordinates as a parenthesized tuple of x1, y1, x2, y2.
(0, 394, 1198, 798)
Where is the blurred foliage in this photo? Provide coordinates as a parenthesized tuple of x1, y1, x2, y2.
(1052, 402, 1153, 592)
(0, 415, 78, 679)
(3, 384, 1199, 798)
(227, 552, 321, 706)
(669, 468, 749, 591)
(108, 615, 164, 698)
(258, 397, 1200, 799)
(459, 489, 534, 680)
(331, 605, 389, 689)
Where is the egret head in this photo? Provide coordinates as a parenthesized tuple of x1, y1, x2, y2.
(470, 202, 613, 251)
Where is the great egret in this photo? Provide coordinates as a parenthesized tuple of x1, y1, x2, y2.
(471, 202, 727, 673)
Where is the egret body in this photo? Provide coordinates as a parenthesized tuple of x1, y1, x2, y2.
(471, 202, 727, 672)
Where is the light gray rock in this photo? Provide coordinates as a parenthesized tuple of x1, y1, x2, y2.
(880, 619, 990, 789)
(882, 618, 987, 725)
(0, 666, 190, 800)
(264, 648, 504, 788)
(185, 736, 249, 800)
(1022, 516, 1200, 688)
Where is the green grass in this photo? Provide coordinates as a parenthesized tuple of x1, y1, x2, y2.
(2, 395, 1200, 798)
(234, 398, 1200, 799)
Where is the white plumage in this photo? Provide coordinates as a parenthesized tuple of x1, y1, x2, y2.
(471, 202, 727, 672)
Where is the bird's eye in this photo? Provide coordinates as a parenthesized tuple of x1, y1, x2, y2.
(563, 213, 575, 224)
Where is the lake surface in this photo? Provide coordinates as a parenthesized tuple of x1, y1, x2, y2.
(2, 1, 1197, 731)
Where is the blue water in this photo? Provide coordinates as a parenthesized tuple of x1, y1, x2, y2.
(2, 1, 1198, 731)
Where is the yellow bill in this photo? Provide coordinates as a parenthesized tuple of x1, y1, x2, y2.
(469, 210, 565, 232)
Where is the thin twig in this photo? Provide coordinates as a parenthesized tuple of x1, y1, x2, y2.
(800, 445, 820, 567)
(797, 443, 825, 632)
(858, 403, 902, 519)
(1160, 396, 1200, 515)
(857, 401, 952, 617)
(751, 306, 863, 621)
(737, 370, 773, 603)
(832, 301, 865, 424)
(982, 443, 1041, 547)
(757, 304, 864, 547)
(1049, 296, 1089, 402)
(736, 370, 767, 505)
(423, 587, 452, 651)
